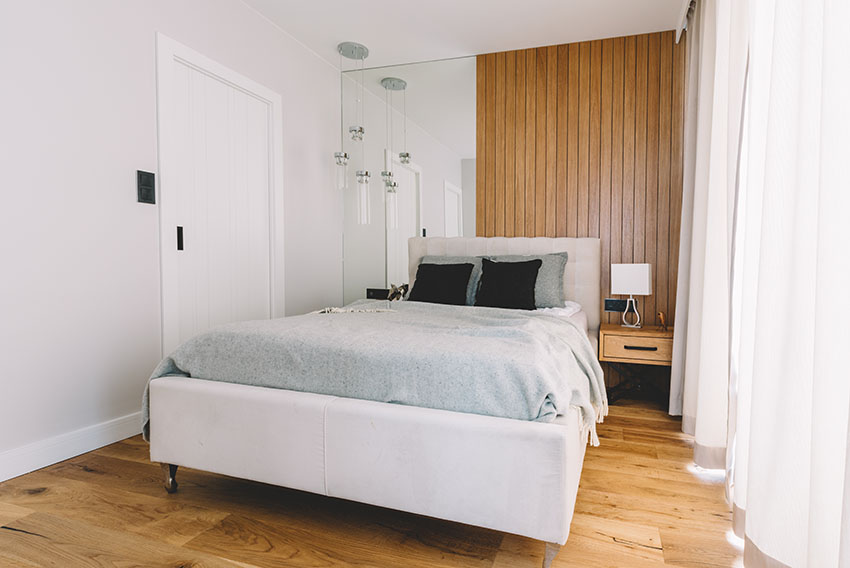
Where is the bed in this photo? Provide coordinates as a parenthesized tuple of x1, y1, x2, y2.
(146, 236, 604, 568)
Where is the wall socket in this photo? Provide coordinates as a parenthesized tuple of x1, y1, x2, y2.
(366, 288, 390, 300)
(604, 298, 628, 312)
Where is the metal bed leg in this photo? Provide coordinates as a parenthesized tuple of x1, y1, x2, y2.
(160, 463, 178, 493)
(542, 542, 560, 568)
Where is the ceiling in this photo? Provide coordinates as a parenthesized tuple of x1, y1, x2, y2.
(242, 0, 683, 69)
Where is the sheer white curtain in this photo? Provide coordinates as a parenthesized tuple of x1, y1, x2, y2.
(677, 0, 850, 565)
(730, 0, 850, 565)
(669, 0, 748, 469)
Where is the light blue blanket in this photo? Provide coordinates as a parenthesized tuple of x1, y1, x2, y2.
(143, 300, 607, 444)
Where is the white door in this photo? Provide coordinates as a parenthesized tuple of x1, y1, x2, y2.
(385, 152, 422, 287)
(157, 35, 283, 355)
(444, 182, 463, 237)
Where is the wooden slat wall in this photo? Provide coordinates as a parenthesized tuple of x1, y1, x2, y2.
(476, 31, 686, 328)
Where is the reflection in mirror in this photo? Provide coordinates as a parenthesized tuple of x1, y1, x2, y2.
(341, 57, 476, 304)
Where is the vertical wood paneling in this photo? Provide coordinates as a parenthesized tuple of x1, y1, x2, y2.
(495, 52, 506, 237)
(556, 45, 568, 237)
(644, 33, 659, 325)
(475, 56, 485, 237)
(505, 51, 516, 238)
(577, 42, 591, 237)
(515, 53, 526, 237)
(600, 39, 613, 319)
(657, 31, 673, 325)
(567, 44, 580, 237)
(622, 36, 636, 265)
(633, 34, 648, 268)
(476, 29, 685, 332)
(609, 37, 625, 325)
(589, 40, 602, 238)
(535, 49, 547, 236)
(484, 53, 496, 237)
(546, 46, 558, 237)
(525, 50, 536, 236)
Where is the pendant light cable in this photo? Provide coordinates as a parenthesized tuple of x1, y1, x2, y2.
(403, 88, 407, 154)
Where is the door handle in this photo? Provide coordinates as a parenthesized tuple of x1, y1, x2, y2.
(177, 226, 184, 251)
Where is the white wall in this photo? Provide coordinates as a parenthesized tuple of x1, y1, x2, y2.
(342, 77, 464, 304)
(461, 159, 477, 237)
(0, 0, 342, 479)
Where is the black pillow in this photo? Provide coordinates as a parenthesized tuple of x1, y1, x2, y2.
(408, 263, 474, 306)
(474, 258, 542, 310)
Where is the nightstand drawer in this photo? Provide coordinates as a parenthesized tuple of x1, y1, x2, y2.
(602, 334, 673, 364)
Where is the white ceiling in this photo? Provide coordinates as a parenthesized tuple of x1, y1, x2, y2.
(243, 0, 683, 69)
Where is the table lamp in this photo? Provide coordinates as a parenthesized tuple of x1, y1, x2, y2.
(611, 263, 652, 328)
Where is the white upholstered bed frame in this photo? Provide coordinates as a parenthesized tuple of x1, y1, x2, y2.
(148, 236, 601, 567)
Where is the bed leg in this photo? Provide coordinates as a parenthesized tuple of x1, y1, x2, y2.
(542, 542, 560, 568)
(160, 463, 178, 493)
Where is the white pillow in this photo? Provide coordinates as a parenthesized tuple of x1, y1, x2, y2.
(535, 301, 582, 318)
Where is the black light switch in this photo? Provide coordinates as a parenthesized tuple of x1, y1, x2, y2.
(137, 170, 156, 204)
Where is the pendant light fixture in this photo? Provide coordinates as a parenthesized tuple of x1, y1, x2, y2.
(337, 41, 370, 225)
(380, 80, 394, 189)
(333, 50, 349, 191)
(399, 82, 411, 164)
(381, 77, 406, 230)
(381, 77, 410, 167)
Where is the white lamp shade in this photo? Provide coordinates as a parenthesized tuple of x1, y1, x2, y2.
(611, 263, 652, 295)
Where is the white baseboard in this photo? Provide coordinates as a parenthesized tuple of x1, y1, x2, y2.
(0, 411, 142, 482)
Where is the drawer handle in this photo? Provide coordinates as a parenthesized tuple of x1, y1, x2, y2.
(624, 345, 658, 351)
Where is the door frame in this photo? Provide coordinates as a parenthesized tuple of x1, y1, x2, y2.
(155, 33, 284, 356)
(443, 181, 464, 237)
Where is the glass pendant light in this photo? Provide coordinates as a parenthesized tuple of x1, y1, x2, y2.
(356, 170, 371, 225)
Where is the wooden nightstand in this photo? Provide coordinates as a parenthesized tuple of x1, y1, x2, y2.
(599, 323, 674, 402)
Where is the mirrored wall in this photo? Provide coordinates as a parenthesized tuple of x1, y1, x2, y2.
(340, 56, 476, 304)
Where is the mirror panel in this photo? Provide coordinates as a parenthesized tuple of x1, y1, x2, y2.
(341, 56, 476, 304)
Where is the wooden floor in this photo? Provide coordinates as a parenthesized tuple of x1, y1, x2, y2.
(0, 399, 741, 567)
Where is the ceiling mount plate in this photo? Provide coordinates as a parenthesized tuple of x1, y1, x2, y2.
(337, 41, 369, 60)
(380, 77, 407, 91)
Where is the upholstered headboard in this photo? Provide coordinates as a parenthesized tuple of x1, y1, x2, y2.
(408, 237, 602, 334)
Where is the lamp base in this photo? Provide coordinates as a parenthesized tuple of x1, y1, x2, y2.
(621, 296, 642, 328)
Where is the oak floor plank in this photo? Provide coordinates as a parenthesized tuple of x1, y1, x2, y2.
(0, 501, 33, 526)
(92, 435, 152, 465)
(585, 438, 660, 460)
(186, 512, 498, 568)
(574, 487, 732, 533)
(0, 511, 249, 567)
(0, 470, 229, 547)
(660, 527, 741, 568)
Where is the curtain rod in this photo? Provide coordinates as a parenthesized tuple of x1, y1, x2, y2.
(676, 0, 696, 43)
